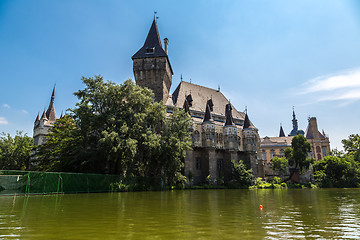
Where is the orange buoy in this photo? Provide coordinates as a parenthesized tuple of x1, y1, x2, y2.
(259, 205, 263, 210)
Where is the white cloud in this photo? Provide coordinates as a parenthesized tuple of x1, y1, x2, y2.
(298, 68, 360, 104)
(21, 109, 29, 114)
(0, 117, 8, 125)
(2, 104, 10, 109)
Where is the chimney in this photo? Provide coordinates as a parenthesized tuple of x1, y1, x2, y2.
(164, 38, 169, 55)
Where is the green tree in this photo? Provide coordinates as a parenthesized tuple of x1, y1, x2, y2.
(341, 134, 360, 162)
(284, 135, 313, 181)
(35, 75, 192, 187)
(271, 156, 288, 178)
(34, 115, 85, 172)
(231, 159, 253, 186)
(0, 131, 33, 170)
(313, 155, 360, 188)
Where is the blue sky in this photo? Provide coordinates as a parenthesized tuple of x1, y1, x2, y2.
(1, 0, 360, 150)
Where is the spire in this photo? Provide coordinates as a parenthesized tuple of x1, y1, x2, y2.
(183, 97, 191, 116)
(243, 113, 251, 129)
(34, 113, 40, 122)
(288, 106, 299, 136)
(279, 124, 285, 137)
(224, 103, 235, 126)
(41, 110, 48, 120)
(203, 100, 213, 123)
(292, 106, 298, 130)
(46, 86, 57, 122)
(132, 20, 168, 59)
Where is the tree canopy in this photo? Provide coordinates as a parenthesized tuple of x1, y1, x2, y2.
(313, 133, 360, 187)
(0, 131, 33, 170)
(35, 75, 192, 187)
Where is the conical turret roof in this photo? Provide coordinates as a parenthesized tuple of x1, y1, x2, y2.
(279, 125, 285, 137)
(243, 113, 251, 129)
(224, 103, 235, 126)
(183, 97, 191, 116)
(46, 86, 57, 122)
(41, 110, 48, 120)
(203, 102, 213, 123)
(132, 20, 168, 59)
(34, 113, 40, 122)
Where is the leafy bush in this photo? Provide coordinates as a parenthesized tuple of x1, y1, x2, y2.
(231, 159, 253, 187)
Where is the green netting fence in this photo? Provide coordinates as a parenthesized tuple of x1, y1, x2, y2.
(0, 170, 123, 195)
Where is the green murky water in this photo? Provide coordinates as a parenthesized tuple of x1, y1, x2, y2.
(1, 189, 360, 239)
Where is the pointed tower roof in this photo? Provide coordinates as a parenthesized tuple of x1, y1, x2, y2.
(183, 97, 191, 116)
(46, 86, 57, 122)
(203, 101, 213, 123)
(132, 20, 168, 59)
(34, 113, 40, 122)
(279, 124, 285, 137)
(224, 103, 235, 126)
(243, 113, 251, 129)
(41, 110, 48, 120)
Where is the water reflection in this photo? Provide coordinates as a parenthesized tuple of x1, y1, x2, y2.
(0, 189, 360, 239)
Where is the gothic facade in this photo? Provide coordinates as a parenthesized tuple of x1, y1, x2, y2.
(260, 110, 331, 163)
(33, 87, 59, 146)
(132, 20, 260, 184)
(32, 20, 262, 184)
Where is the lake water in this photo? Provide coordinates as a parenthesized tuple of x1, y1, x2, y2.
(1, 189, 360, 239)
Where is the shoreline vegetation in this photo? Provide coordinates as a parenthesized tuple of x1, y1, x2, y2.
(1, 76, 360, 193)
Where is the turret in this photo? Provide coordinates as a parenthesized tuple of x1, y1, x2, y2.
(132, 20, 173, 103)
(46, 86, 57, 123)
(223, 104, 237, 150)
(288, 107, 304, 136)
(279, 124, 285, 137)
(242, 112, 257, 152)
(202, 99, 215, 148)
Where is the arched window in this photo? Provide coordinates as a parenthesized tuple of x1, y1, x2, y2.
(280, 149, 284, 157)
(316, 146, 321, 153)
(270, 149, 275, 159)
(262, 150, 267, 161)
(194, 131, 200, 142)
(322, 147, 327, 157)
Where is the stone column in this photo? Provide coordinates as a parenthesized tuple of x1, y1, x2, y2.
(208, 150, 217, 182)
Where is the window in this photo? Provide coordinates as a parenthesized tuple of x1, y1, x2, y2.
(280, 149, 284, 157)
(194, 131, 200, 142)
(196, 157, 201, 169)
(316, 146, 321, 153)
(217, 159, 223, 171)
(262, 150, 267, 161)
(145, 47, 154, 54)
(270, 149, 275, 159)
(322, 147, 327, 157)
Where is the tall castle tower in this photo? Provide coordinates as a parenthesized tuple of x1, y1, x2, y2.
(33, 87, 57, 145)
(132, 20, 173, 103)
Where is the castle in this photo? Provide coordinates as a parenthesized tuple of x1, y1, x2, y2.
(34, 19, 261, 184)
(132, 20, 260, 184)
(260, 109, 330, 163)
(33, 19, 331, 184)
(33, 87, 58, 146)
